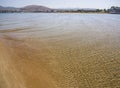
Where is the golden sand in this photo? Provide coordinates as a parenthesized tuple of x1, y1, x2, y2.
(0, 36, 58, 88)
(0, 32, 120, 88)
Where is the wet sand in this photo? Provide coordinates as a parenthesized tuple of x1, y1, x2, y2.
(0, 13, 120, 88)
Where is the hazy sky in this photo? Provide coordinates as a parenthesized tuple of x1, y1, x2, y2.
(0, 0, 120, 9)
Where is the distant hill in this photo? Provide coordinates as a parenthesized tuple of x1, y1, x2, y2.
(0, 5, 53, 12)
(0, 6, 3, 8)
(20, 5, 52, 12)
(0, 5, 115, 13)
(0, 6, 19, 11)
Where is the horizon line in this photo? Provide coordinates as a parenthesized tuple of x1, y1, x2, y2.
(0, 4, 119, 9)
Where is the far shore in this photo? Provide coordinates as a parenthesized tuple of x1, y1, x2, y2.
(0, 12, 110, 14)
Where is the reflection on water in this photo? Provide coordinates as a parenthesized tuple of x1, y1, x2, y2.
(0, 13, 120, 37)
(0, 13, 120, 88)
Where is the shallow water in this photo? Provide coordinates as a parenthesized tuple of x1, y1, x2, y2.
(0, 13, 120, 88)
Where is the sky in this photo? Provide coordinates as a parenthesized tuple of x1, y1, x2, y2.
(0, 0, 120, 9)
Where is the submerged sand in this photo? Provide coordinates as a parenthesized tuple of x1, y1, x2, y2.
(0, 13, 120, 88)
(0, 33, 120, 88)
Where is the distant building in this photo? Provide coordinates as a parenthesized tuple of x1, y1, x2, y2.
(109, 6, 120, 14)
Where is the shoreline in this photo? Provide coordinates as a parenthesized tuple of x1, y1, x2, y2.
(0, 12, 109, 14)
